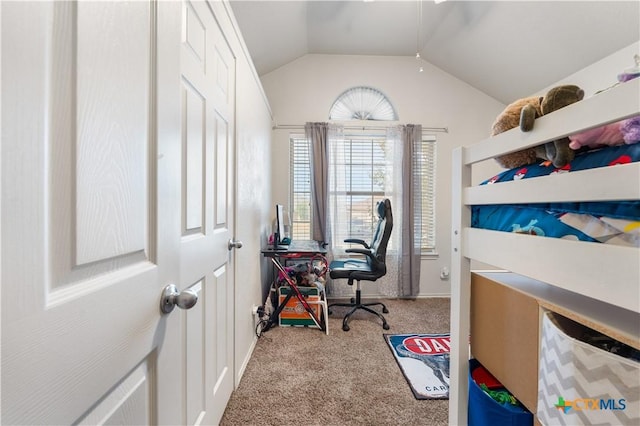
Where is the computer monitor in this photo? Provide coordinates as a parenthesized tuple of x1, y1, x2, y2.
(275, 204, 288, 247)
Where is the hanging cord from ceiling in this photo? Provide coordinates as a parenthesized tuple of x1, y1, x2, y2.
(416, 0, 424, 72)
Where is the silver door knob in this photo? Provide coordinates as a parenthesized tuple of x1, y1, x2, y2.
(228, 239, 243, 250)
(160, 284, 198, 314)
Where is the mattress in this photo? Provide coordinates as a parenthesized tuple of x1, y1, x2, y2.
(472, 144, 640, 247)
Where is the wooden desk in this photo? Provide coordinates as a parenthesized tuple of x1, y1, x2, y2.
(261, 239, 327, 257)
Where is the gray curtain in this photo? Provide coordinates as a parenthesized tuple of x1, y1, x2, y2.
(305, 122, 329, 243)
(399, 124, 422, 296)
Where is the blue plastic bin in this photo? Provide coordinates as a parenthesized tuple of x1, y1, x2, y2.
(468, 359, 533, 426)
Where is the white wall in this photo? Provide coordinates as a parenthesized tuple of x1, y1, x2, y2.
(234, 60, 273, 381)
(261, 54, 505, 297)
(536, 41, 640, 100)
(222, 3, 274, 386)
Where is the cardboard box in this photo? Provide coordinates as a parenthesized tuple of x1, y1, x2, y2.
(278, 286, 323, 327)
(471, 273, 540, 414)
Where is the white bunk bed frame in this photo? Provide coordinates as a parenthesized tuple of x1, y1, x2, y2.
(449, 77, 640, 425)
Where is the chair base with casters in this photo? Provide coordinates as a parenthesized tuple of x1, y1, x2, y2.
(328, 279, 390, 331)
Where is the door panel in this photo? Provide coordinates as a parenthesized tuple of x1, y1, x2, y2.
(75, 1, 150, 265)
(185, 280, 205, 425)
(183, 81, 206, 233)
(212, 264, 231, 389)
(76, 361, 155, 425)
(46, 0, 151, 290)
(216, 114, 230, 224)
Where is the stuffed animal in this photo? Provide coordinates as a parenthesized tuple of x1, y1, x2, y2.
(568, 58, 640, 150)
(622, 116, 640, 144)
(491, 85, 584, 168)
(568, 115, 640, 150)
(617, 53, 640, 83)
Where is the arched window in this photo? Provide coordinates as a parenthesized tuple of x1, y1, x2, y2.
(329, 86, 398, 121)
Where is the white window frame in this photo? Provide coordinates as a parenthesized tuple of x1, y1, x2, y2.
(289, 133, 437, 255)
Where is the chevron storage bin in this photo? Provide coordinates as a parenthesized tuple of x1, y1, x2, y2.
(537, 310, 640, 426)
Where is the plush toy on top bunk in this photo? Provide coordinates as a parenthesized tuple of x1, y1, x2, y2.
(568, 58, 640, 151)
(569, 54, 640, 150)
(491, 85, 584, 169)
(568, 115, 640, 150)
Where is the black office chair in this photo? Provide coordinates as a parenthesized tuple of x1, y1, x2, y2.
(328, 199, 393, 331)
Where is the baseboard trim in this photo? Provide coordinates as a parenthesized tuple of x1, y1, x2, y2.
(235, 336, 258, 389)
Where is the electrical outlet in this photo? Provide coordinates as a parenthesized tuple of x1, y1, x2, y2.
(440, 266, 450, 280)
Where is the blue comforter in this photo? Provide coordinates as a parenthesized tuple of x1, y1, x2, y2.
(472, 144, 640, 246)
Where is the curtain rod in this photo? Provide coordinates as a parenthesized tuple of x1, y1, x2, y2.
(272, 124, 449, 133)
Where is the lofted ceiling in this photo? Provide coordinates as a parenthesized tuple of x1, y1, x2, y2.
(229, 0, 640, 104)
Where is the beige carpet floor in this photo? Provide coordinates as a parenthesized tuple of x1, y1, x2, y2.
(220, 297, 451, 426)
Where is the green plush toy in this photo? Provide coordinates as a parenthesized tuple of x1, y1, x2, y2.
(491, 85, 584, 169)
(480, 383, 517, 406)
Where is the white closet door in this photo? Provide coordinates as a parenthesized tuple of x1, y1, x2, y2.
(177, 1, 237, 424)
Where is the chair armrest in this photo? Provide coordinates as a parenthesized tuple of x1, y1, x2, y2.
(345, 248, 374, 259)
(344, 238, 369, 248)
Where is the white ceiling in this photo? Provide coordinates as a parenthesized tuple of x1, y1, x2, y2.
(229, 0, 640, 104)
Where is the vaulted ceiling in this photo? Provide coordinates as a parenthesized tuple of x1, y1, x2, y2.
(230, 1, 640, 104)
